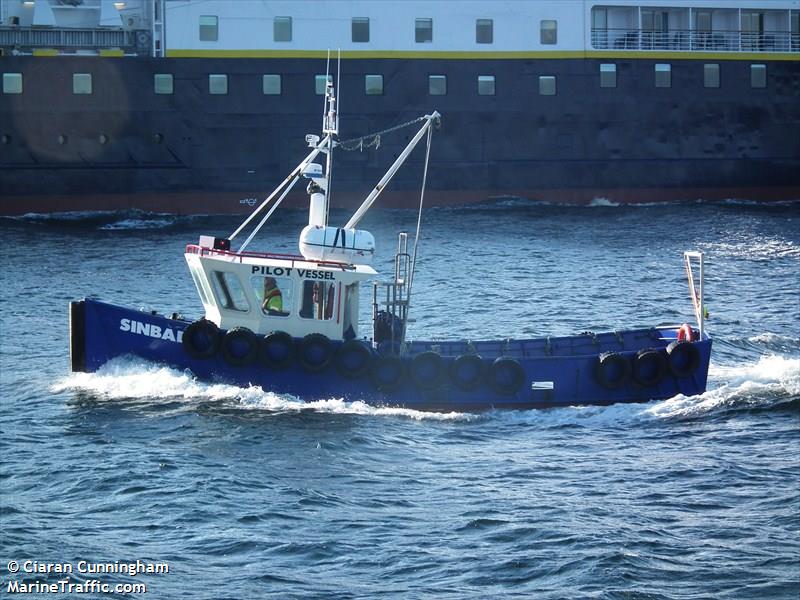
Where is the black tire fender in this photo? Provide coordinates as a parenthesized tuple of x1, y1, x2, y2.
(449, 354, 485, 391)
(666, 340, 701, 378)
(632, 348, 668, 387)
(334, 340, 373, 379)
(298, 333, 333, 373)
(182, 319, 220, 360)
(369, 354, 406, 392)
(410, 351, 445, 389)
(260, 331, 295, 370)
(487, 357, 525, 396)
(595, 352, 631, 389)
(221, 327, 259, 367)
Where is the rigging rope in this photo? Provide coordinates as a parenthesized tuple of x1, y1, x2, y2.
(335, 116, 427, 152)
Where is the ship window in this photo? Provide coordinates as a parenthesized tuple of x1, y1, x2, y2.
(600, 63, 616, 88)
(300, 281, 336, 321)
(252, 275, 292, 317)
(428, 75, 446, 95)
(750, 64, 766, 88)
(416, 18, 433, 43)
(315, 74, 332, 95)
(274, 16, 292, 42)
(793, 12, 799, 51)
(477, 75, 495, 95)
(154, 73, 173, 95)
(352, 17, 369, 43)
(189, 265, 211, 307)
(654, 63, 671, 88)
(591, 7, 608, 48)
(476, 19, 493, 44)
(209, 74, 228, 95)
(199, 15, 218, 42)
(263, 74, 281, 95)
(703, 64, 720, 88)
(365, 74, 383, 95)
(540, 20, 557, 45)
(2, 73, 22, 94)
(539, 75, 556, 96)
(211, 272, 250, 313)
(73, 73, 92, 95)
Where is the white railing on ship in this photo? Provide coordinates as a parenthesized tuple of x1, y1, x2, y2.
(591, 28, 800, 52)
(0, 27, 137, 50)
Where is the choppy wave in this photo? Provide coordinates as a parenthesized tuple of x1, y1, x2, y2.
(52, 357, 475, 422)
(5, 209, 212, 231)
(53, 353, 799, 426)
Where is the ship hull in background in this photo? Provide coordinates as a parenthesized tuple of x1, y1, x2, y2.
(2, 55, 799, 215)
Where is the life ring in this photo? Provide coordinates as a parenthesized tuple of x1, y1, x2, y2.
(666, 340, 701, 378)
(259, 331, 294, 369)
(449, 354, 484, 391)
(334, 340, 373, 379)
(369, 354, 406, 392)
(631, 348, 668, 387)
(595, 352, 631, 389)
(487, 357, 525, 396)
(410, 351, 445, 389)
(182, 319, 220, 359)
(221, 327, 259, 367)
(677, 323, 695, 342)
(298, 333, 333, 372)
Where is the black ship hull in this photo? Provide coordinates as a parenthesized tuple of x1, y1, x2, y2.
(2, 55, 799, 215)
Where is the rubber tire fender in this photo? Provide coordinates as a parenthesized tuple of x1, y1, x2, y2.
(221, 327, 259, 367)
(260, 331, 295, 370)
(631, 348, 668, 387)
(182, 319, 221, 360)
(298, 333, 333, 373)
(369, 354, 406, 392)
(449, 354, 485, 391)
(666, 340, 701, 378)
(487, 357, 525, 396)
(595, 352, 631, 390)
(410, 351, 445, 390)
(334, 340, 373, 379)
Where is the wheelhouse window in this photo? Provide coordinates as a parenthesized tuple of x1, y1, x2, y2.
(352, 17, 369, 43)
(654, 63, 671, 88)
(274, 16, 292, 42)
(315, 74, 332, 95)
(252, 275, 292, 317)
(154, 73, 173, 95)
(416, 18, 433, 43)
(2, 73, 22, 94)
(703, 64, 720, 88)
(540, 20, 557, 45)
(199, 15, 218, 42)
(539, 75, 556, 96)
(189, 265, 212, 307)
(750, 64, 767, 88)
(208, 74, 228, 95)
(73, 73, 92, 95)
(476, 19, 493, 44)
(428, 75, 446, 95)
(600, 63, 616, 88)
(365, 74, 383, 95)
(211, 272, 250, 312)
(477, 75, 495, 95)
(300, 281, 336, 321)
(263, 74, 281, 95)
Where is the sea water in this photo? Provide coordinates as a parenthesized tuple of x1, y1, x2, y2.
(1, 201, 798, 599)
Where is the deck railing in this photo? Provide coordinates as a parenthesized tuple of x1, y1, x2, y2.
(0, 26, 144, 52)
(592, 28, 800, 52)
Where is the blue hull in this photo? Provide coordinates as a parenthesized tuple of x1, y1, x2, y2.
(70, 298, 712, 412)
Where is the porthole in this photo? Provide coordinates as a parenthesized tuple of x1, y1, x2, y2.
(99, 133, 108, 144)
(153, 133, 163, 144)
(58, 134, 68, 145)
(1, 134, 10, 145)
